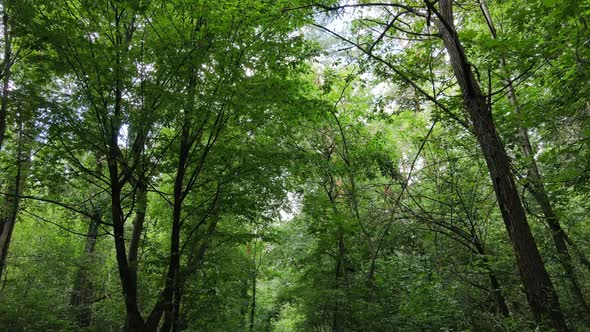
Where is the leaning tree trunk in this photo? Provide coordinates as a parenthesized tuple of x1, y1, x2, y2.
(433, 1, 568, 330)
(508, 72, 590, 317)
(478, 0, 590, 317)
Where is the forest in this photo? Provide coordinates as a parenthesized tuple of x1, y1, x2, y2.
(0, 0, 588, 331)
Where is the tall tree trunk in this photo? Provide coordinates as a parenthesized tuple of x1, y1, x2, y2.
(70, 157, 104, 326)
(123, 179, 148, 330)
(70, 211, 100, 326)
(126, 99, 148, 276)
(433, 1, 568, 330)
(0, 2, 12, 151)
(323, 174, 347, 332)
(146, 123, 190, 331)
(128, 178, 147, 278)
(509, 83, 590, 317)
(158, 190, 221, 332)
(478, 0, 590, 317)
(0, 120, 28, 281)
(109, 13, 146, 327)
(108, 117, 146, 330)
(109, 164, 146, 331)
(171, 288, 183, 332)
(147, 65, 219, 331)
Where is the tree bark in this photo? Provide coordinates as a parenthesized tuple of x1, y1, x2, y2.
(157, 189, 221, 332)
(109, 160, 146, 331)
(433, 1, 568, 330)
(478, 0, 590, 317)
(479, 0, 590, 315)
(109, 12, 147, 327)
(0, 2, 12, 150)
(70, 211, 100, 326)
(146, 123, 190, 331)
(70, 157, 104, 326)
(0, 119, 29, 281)
(107, 91, 146, 331)
(147, 64, 224, 330)
(128, 178, 147, 276)
(509, 82, 590, 317)
(161, 285, 183, 332)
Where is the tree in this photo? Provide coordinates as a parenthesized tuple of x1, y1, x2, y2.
(478, 0, 589, 318)
(308, 1, 569, 329)
(0, 1, 588, 331)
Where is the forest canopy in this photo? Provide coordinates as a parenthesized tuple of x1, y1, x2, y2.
(0, 0, 589, 331)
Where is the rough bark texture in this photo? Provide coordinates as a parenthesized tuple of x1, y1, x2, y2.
(0, 121, 29, 281)
(479, 0, 589, 317)
(434, 1, 568, 330)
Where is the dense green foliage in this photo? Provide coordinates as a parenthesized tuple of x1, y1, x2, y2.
(0, 0, 588, 331)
